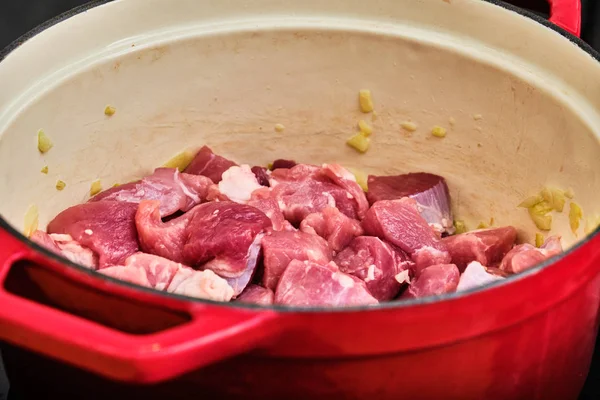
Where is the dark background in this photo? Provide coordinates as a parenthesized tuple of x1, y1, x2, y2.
(0, 0, 598, 399)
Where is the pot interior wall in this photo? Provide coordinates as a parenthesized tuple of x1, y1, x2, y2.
(0, 8, 599, 249)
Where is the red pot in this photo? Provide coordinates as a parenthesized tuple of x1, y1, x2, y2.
(0, 0, 598, 399)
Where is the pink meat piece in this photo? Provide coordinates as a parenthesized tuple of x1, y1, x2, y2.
(224, 234, 263, 296)
(124, 252, 182, 290)
(269, 164, 363, 224)
(367, 173, 453, 234)
(236, 284, 275, 305)
(47, 201, 139, 268)
(89, 168, 214, 217)
(456, 261, 504, 292)
(321, 164, 369, 220)
(251, 166, 270, 187)
(300, 206, 364, 252)
(275, 260, 378, 307)
(402, 263, 460, 299)
(269, 164, 321, 183)
(271, 159, 297, 170)
(135, 200, 190, 263)
(30, 230, 99, 270)
(218, 165, 262, 204)
(184, 146, 237, 183)
(334, 236, 414, 301)
(442, 226, 518, 271)
(99, 264, 152, 287)
(362, 198, 451, 274)
(247, 188, 292, 231)
(136, 200, 271, 278)
(167, 267, 234, 301)
(261, 230, 332, 290)
(98, 253, 234, 301)
(500, 235, 563, 274)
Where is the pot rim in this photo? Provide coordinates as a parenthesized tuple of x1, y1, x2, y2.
(0, 0, 599, 313)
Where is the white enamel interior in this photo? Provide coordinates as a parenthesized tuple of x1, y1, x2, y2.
(0, 0, 599, 250)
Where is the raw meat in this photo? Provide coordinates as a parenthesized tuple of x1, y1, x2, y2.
(135, 200, 271, 278)
(261, 230, 332, 290)
(47, 201, 139, 268)
(500, 235, 563, 274)
(300, 206, 364, 252)
(236, 284, 275, 305)
(269, 164, 321, 183)
(402, 263, 460, 299)
(218, 165, 262, 204)
(224, 234, 263, 296)
(99, 264, 151, 287)
(124, 252, 181, 290)
(89, 168, 214, 217)
(269, 164, 367, 223)
(247, 187, 291, 231)
(167, 268, 234, 301)
(456, 261, 504, 292)
(442, 226, 517, 271)
(98, 253, 234, 301)
(367, 173, 453, 234)
(251, 166, 270, 187)
(275, 260, 378, 306)
(321, 164, 370, 220)
(184, 145, 237, 183)
(135, 200, 191, 263)
(271, 159, 297, 170)
(334, 236, 413, 301)
(362, 198, 451, 274)
(30, 230, 98, 270)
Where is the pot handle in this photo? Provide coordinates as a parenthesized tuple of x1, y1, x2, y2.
(547, 0, 581, 37)
(0, 228, 282, 383)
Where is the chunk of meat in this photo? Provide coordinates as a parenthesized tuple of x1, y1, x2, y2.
(275, 260, 378, 306)
(30, 230, 98, 270)
(500, 236, 563, 274)
(167, 268, 234, 301)
(271, 159, 297, 170)
(300, 207, 364, 252)
(251, 166, 270, 187)
(124, 252, 181, 290)
(135, 200, 191, 263)
(367, 173, 453, 234)
(442, 226, 518, 271)
(269, 164, 363, 223)
(224, 234, 263, 296)
(136, 200, 271, 278)
(98, 252, 182, 289)
(402, 263, 460, 299)
(247, 188, 292, 231)
(89, 168, 214, 217)
(99, 264, 151, 287)
(334, 236, 413, 301)
(456, 261, 504, 292)
(236, 284, 274, 305)
(218, 165, 262, 204)
(47, 201, 139, 268)
(362, 198, 451, 274)
(261, 231, 332, 290)
(184, 145, 237, 183)
(321, 164, 369, 220)
(98, 252, 234, 301)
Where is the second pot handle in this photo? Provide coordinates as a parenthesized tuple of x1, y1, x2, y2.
(547, 0, 581, 37)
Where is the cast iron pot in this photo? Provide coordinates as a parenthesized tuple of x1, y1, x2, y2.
(0, 0, 598, 399)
